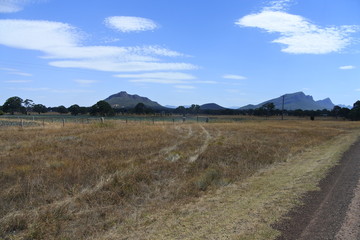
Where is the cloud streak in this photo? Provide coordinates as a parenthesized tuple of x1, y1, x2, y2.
(236, 0, 359, 54)
(114, 71, 215, 85)
(114, 72, 196, 80)
(0, 0, 38, 13)
(0, 67, 32, 76)
(223, 74, 247, 80)
(105, 16, 158, 32)
(339, 65, 356, 70)
(0, 19, 197, 72)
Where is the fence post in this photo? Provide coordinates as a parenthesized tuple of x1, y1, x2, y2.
(62, 118, 65, 127)
(21, 119, 24, 128)
(101, 117, 104, 124)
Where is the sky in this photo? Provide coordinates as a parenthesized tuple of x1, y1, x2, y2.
(0, 0, 359, 108)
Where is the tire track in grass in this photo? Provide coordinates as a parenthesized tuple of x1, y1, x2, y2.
(188, 125, 212, 162)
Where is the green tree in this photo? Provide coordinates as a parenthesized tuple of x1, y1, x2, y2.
(68, 104, 81, 116)
(23, 99, 34, 115)
(175, 106, 186, 115)
(55, 105, 69, 114)
(79, 107, 88, 115)
(349, 100, 360, 121)
(33, 104, 47, 114)
(339, 107, 350, 118)
(134, 103, 146, 114)
(331, 106, 342, 118)
(2, 96, 24, 115)
(188, 104, 200, 114)
(262, 102, 275, 116)
(90, 101, 114, 116)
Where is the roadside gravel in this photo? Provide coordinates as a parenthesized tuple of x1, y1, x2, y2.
(275, 139, 360, 240)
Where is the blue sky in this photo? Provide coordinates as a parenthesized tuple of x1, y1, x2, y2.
(0, 0, 359, 108)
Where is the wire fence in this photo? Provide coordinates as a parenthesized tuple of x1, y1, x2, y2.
(0, 114, 244, 128)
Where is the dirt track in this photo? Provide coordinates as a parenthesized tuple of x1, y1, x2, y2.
(275, 139, 360, 240)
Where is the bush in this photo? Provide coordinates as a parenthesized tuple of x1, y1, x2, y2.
(194, 168, 221, 191)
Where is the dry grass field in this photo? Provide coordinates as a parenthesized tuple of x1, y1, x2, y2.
(1, 119, 360, 239)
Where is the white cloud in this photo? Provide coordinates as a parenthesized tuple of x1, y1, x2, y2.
(4, 79, 32, 83)
(49, 60, 196, 72)
(114, 72, 196, 80)
(175, 85, 195, 89)
(339, 65, 356, 70)
(18, 87, 50, 91)
(194, 80, 217, 84)
(1, 67, 32, 76)
(0, 20, 80, 51)
(129, 79, 185, 84)
(0, 19, 197, 72)
(223, 74, 247, 80)
(236, 4, 359, 54)
(115, 72, 215, 85)
(0, 0, 34, 13)
(51, 89, 94, 93)
(105, 16, 158, 32)
(74, 79, 98, 84)
(264, 0, 292, 11)
(9, 87, 94, 93)
(10, 71, 32, 76)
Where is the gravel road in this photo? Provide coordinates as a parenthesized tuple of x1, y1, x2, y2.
(275, 138, 360, 240)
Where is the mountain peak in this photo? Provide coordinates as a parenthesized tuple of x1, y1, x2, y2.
(240, 92, 334, 110)
(104, 91, 164, 109)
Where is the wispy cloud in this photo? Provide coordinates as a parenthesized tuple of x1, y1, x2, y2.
(339, 65, 356, 70)
(223, 74, 247, 80)
(175, 85, 195, 89)
(115, 72, 215, 85)
(129, 79, 185, 84)
(0, 0, 40, 13)
(105, 16, 158, 33)
(74, 79, 98, 84)
(264, 0, 292, 11)
(4, 79, 32, 83)
(114, 72, 196, 80)
(236, 0, 359, 54)
(1, 67, 32, 76)
(16, 87, 50, 91)
(9, 87, 94, 93)
(0, 19, 197, 72)
(49, 61, 196, 72)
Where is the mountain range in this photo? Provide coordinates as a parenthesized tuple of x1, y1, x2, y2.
(104, 91, 164, 109)
(104, 91, 339, 111)
(240, 92, 335, 110)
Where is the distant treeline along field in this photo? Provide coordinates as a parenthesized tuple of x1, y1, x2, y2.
(1, 96, 360, 121)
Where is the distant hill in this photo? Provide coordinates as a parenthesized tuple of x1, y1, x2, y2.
(104, 91, 164, 109)
(240, 92, 335, 110)
(200, 103, 226, 110)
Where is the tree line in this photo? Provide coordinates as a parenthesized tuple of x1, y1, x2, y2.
(1, 96, 360, 121)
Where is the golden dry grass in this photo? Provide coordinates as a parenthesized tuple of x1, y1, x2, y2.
(1, 119, 360, 239)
